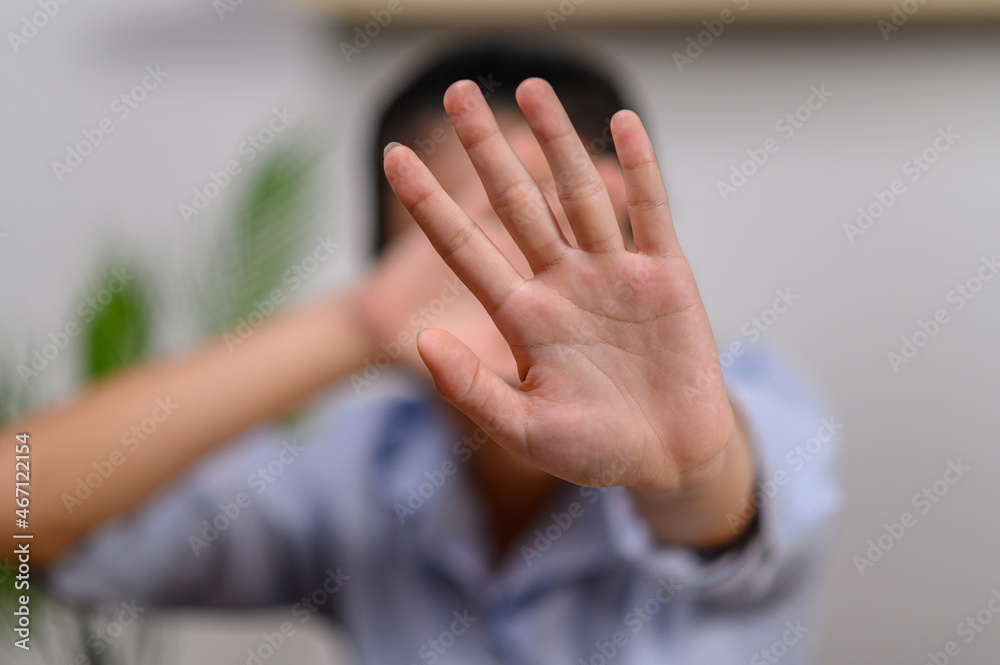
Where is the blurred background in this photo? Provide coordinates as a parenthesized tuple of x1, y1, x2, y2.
(2, 0, 999, 663)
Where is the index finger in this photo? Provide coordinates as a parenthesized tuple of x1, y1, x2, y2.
(383, 142, 524, 315)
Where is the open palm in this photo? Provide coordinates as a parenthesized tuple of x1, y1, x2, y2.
(383, 79, 735, 494)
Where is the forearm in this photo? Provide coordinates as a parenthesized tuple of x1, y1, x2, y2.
(629, 401, 757, 551)
(1, 292, 375, 567)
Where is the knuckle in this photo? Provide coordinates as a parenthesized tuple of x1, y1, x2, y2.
(492, 178, 537, 217)
(626, 196, 667, 214)
(437, 223, 476, 260)
(559, 176, 607, 206)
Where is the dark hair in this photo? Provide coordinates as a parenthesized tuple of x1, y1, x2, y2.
(371, 39, 632, 257)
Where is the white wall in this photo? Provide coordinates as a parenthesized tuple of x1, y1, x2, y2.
(2, 1, 999, 663)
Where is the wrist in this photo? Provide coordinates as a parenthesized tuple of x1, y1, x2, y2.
(628, 401, 758, 549)
(630, 402, 739, 498)
(319, 291, 381, 381)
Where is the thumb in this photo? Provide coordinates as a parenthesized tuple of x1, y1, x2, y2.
(416, 328, 527, 453)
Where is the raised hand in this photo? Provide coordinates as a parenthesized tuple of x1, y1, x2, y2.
(382, 78, 739, 497)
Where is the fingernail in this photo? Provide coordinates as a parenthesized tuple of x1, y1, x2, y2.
(383, 141, 401, 157)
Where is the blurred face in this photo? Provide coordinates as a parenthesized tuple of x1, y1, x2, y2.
(382, 108, 629, 385)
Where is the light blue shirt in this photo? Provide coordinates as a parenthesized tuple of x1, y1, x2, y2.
(48, 346, 841, 664)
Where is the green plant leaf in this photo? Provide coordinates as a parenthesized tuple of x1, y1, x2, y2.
(81, 267, 152, 381)
(210, 144, 319, 332)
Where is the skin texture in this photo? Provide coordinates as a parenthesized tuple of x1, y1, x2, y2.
(381, 78, 757, 551)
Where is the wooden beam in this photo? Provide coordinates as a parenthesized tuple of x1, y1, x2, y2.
(292, 0, 1000, 25)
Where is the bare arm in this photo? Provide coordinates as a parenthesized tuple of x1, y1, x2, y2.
(1, 293, 375, 568)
